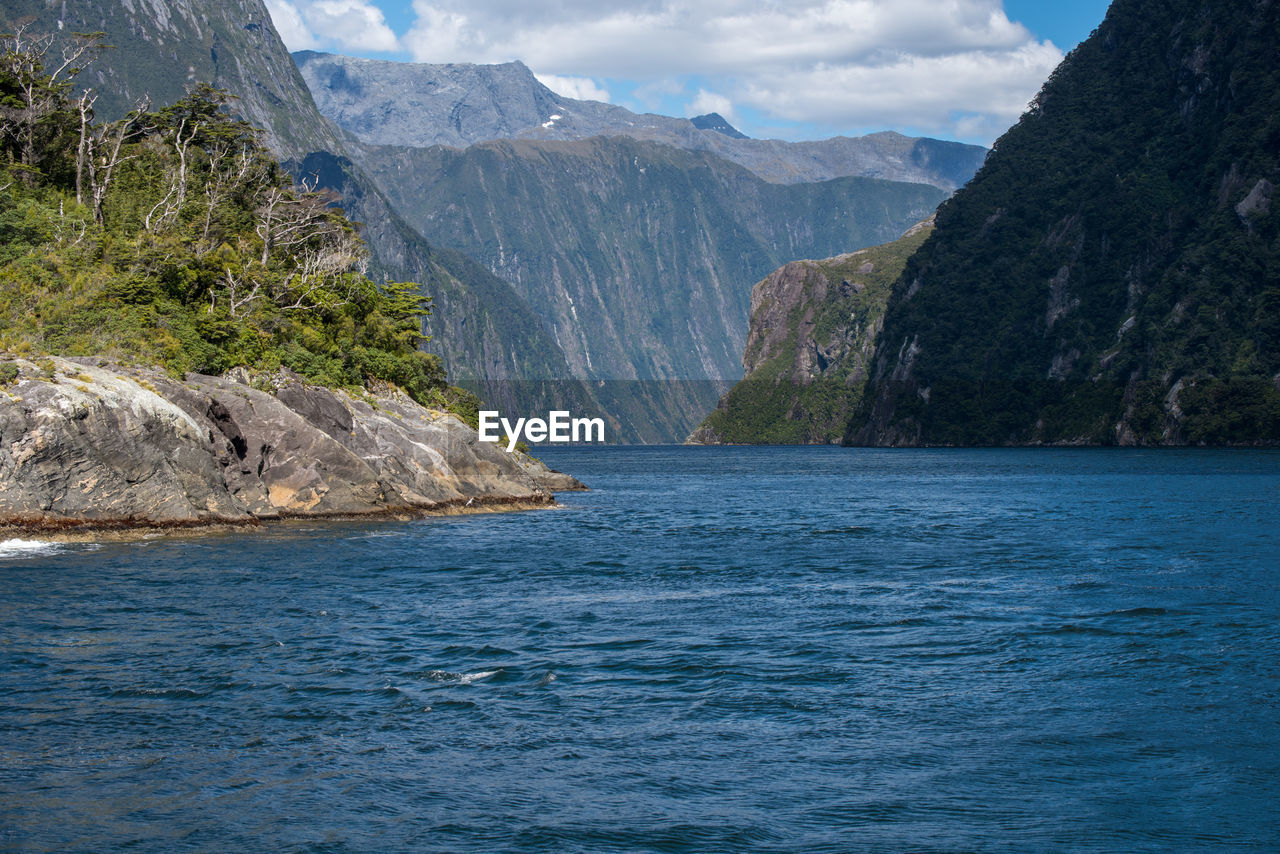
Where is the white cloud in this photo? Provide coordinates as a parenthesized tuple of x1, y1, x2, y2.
(264, 0, 320, 50)
(400, 0, 1049, 70)
(742, 40, 1063, 140)
(266, 0, 399, 53)
(403, 5, 476, 61)
(307, 0, 400, 52)
(396, 0, 1068, 143)
(535, 74, 612, 104)
(686, 89, 735, 122)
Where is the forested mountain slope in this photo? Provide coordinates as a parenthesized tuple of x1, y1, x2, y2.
(849, 0, 1280, 446)
(690, 220, 934, 444)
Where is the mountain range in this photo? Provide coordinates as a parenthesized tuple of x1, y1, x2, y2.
(0, 0, 989, 443)
(294, 51, 984, 189)
(690, 0, 1279, 447)
(292, 50, 976, 437)
(5, 0, 1275, 451)
(2, 1, 987, 440)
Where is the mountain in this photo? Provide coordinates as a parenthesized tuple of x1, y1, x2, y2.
(359, 137, 947, 384)
(0, 0, 586, 426)
(848, 0, 1280, 446)
(689, 219, 934, 444)
(690, 113, 748, 139)
(292, 50, 964, 440)
(293, 51, 986, 190)
(2, 3, 979, 443)
(2, 0, 339, 157)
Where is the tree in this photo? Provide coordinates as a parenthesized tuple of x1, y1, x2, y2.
(0, 25, 105, 185)
(381, 280, 433, 347)
(0, 35, 451, 410)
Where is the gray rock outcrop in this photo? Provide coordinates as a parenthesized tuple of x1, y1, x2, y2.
(0, 357, 583, 533)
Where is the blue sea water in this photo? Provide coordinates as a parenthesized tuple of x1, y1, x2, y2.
(1, 446, 1278, 852)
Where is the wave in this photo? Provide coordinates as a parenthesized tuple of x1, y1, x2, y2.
(426, 669, 500, 685)
(0, 538, 65, 559)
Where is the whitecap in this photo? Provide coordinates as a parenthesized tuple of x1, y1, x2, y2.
(0, 539, 65, 560)
(458, 670, 499, 685)
(427, 669, 500, 685)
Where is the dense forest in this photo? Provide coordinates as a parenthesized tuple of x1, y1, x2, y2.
(0, 28, 473, 416)
(848, 0, 1280, 445)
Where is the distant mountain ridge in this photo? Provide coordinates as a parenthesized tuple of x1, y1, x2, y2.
(294, 51, 986, 190)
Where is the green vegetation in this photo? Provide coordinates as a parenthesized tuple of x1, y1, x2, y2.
(849, 0, 1280, 445)
(0, 31, 473, 415)
(693, 221, 933, 443)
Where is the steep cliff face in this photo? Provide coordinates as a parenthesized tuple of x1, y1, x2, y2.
(0, 357, 580, 532)
(362, 137, 947, 385)
(292, 51, 968, 440)
(2, 0, 339, 157)
(689, 220, 933, 444)
(289, 152, 574, 384)
(295, 51, 986, 190)
(849, 0, 1280, 446)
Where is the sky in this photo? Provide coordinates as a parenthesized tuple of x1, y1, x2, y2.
(264, 0, 1112, 146)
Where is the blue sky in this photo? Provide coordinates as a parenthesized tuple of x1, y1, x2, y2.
(266, 0, 1112, 146)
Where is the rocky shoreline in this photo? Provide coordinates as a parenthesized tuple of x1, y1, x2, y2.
(0, 356, 584, 536)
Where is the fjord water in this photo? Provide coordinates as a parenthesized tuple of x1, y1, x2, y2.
(2, 447, 1278, 852)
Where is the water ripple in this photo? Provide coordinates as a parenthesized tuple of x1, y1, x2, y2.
(1, 447, 1278, 851)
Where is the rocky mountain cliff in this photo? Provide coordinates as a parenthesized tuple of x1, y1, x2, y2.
(690, 113, 748, 139)
(848, 0, 1280, 446)
(0, 358, 581, 533)
(689, 220, 933, 444)
(295, 51, 986, 190)
(3, 0, 338, 157)
(361, 137, 946, 386)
